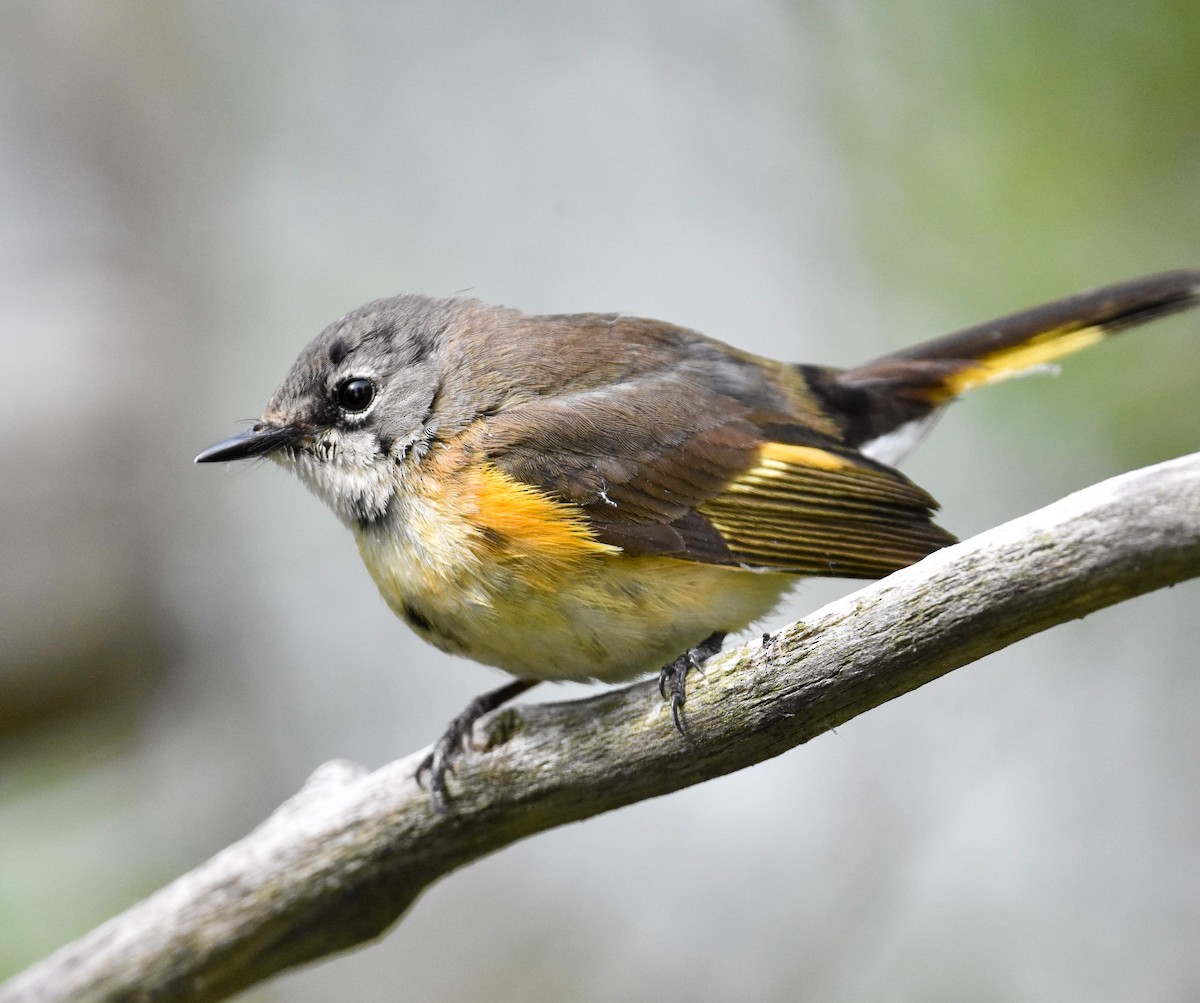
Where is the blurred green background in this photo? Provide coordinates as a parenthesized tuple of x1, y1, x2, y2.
(2, 3, 1198, 1000)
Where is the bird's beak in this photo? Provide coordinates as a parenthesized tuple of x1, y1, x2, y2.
(194, 424, 304, 463)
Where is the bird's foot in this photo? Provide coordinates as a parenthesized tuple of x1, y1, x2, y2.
(417, 678, 538, 813)
(658, 632, 726, 736)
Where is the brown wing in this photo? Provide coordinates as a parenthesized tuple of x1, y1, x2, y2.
(481, 370, 955, 579)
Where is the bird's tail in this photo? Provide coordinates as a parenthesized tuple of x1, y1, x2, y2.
(814, 270, 1200, 464)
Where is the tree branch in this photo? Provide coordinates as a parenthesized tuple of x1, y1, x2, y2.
(6, 453, 1200, 1003)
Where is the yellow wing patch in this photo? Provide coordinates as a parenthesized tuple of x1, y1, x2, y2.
(699, 441, 954, 577)
(756, 442, 858, 472)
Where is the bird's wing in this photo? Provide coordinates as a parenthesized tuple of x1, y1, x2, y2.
(481, 371, 954, 579)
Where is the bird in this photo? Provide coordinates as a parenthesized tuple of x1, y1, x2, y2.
(196, 269, 1199, 809)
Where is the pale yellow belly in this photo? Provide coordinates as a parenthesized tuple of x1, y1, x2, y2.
(356, 522, 793, 682)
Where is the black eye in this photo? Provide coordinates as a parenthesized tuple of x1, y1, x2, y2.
(334, 377, 376, 414)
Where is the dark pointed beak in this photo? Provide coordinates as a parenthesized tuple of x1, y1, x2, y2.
(194, 424, 303, 463)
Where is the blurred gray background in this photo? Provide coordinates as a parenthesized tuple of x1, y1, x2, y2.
(2, 3, 1199, 1001)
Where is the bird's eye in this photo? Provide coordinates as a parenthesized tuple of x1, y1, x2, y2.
(334, 377, 376, 414)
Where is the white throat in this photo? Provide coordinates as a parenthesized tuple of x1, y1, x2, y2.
(274, 433, 399, 527)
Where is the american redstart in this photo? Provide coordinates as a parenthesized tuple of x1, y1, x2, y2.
(197, 270, 1199, 808)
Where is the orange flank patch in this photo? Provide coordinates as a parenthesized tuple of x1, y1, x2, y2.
(463, 462, 619, 562)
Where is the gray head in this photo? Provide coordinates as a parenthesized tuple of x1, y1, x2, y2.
(196, 295, 458, 526)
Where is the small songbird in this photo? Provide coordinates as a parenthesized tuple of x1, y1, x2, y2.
(197, 271, 1199, 808)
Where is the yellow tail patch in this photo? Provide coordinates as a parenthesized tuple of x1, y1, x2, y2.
(932, 323, 1108, 403)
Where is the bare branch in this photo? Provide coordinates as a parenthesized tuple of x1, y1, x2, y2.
(5, 453, 1200, 1003)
